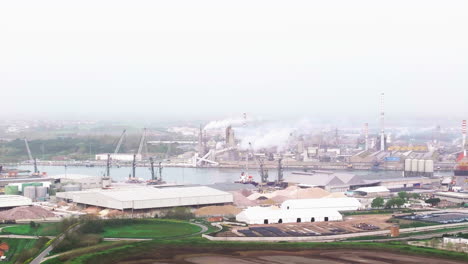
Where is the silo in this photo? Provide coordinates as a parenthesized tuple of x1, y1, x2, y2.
(22, 182, 43, 192)
(4, 185, 19, 195)
(418, 160, 425, 173)
(404, 159, 412, 172)
(411, 159, 418, 172)
(425, 160, 434, 173)
(36, 186, 48, 200)
(23, 186, 36, 200)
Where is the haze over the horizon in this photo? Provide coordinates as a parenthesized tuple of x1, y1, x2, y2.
(0, 1, 467, 122)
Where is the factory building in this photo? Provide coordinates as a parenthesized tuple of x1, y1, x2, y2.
(236, 206, 342, 225)
(287, 172, 374, 193)
(0, 195, 32, 209)
(434, 192, 468, 204)
(56, 186, 233, 210)
(281, 197, 362, 211)
(53, 174, 103, 189)
(352, 186, 390, 197)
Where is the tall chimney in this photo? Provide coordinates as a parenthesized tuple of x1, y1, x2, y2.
(364, 123, 369, 151)
(380, 92, 385, 151)
(463, 120, 467, 157)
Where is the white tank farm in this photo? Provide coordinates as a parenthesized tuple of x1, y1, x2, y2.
(404, 159, 412, 171)
(36, 186, 48, 199)
(425, 160, 434, 173)
(411, 159, 418, 172)
(23, 186, 36, 200)
(417, 159, 426, 172)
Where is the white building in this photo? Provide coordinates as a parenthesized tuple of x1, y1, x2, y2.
(281, 197, 362, 211)
(95, 153, 142, 162)
(236, 206, 342, 225)
(443, 237, 468, 245)
(56, 186, 233, 210)
(0, 195, 32, 209)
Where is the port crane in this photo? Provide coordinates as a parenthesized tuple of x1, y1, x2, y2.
(114, 129, 126, 154)
(24, 138, 38, 174)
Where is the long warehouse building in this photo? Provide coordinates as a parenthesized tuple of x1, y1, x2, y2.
(56, 186, 233, 210)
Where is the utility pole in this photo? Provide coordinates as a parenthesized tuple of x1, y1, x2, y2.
(106, 154, 111, 177)
(150, 157, 155, 181)
(132, 154, 136, 179)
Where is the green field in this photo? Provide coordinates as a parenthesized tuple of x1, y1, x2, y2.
(0, 238, 38, 264)
(101, 219, 201, 239)
(1, 223, 61, 236)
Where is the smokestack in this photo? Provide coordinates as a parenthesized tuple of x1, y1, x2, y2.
(463, 120, 467, 157)
(243, 113, 247, 127)
(380, 92, 385, 151)
(364, 123, 369, 151)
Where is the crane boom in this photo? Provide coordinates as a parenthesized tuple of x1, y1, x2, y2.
(24, 138, 33, 161)
(114, 129, 126, 154)
(137, 128, 147, 156)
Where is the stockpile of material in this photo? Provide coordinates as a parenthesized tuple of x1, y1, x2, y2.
(247, 186, 330, 201)
(230, 191, 258, 207)
(195, 205, 242, 217)
(0, 206, 55, 220)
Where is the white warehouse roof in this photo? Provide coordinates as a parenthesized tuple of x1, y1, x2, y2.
(281, 197, 361, 211)
(354, 186, 390, 193)
(57, 186, 233, 210)
(0, 195, 33, 208)
(236, 206, 342, 225)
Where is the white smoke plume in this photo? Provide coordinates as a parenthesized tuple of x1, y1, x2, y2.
(236, 118, 314, 152)
(204, 116, 252, 130)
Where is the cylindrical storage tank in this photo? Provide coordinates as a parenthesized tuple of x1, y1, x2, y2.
(36, 186, 48, 200)
(411, 159, 418, 172)
(4, 185, 19, 195)
(23, 186, 36, 200)
(404, 159, 411, 171)
(418, 160, 425, 172)
(63, 184, 81, 192)
(425, 160, 434, 173)
(22, 182, 43, 192)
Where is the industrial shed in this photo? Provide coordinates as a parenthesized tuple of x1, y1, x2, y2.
(236, 206, 342, 225)
(0, 195, 32, 209)
(353, 186, 390, 197)
(281, 197, 361, 211)
(56, 186, 233, 210)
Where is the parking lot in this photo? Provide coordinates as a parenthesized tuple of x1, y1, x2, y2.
(233, 214, 393, 237)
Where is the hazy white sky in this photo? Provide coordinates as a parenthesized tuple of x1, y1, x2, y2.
(0, 1, 467, 122)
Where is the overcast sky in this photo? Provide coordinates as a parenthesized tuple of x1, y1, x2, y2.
(0, 1, 467, 123)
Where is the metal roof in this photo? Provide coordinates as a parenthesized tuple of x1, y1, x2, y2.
(281, 197, 361, 211)
(0, 195, 32, 208)
(354, 186, 390, 193)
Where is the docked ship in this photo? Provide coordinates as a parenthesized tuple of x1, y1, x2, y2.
(454, 157, 468, 176)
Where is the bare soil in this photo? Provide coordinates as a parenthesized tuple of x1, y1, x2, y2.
(117, 248, 466, 264)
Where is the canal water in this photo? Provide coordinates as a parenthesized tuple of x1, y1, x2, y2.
(15, 165, 450, 185)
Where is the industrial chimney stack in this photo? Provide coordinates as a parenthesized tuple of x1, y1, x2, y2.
(463, 120, 467, 157)
(364, 123, 369, 151)
(380, 92, 385, 151)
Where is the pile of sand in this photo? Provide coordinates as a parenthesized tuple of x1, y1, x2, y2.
(83, 206, 100, 215)
(195, 205, 242, 217)
(0, 206, 55, 220)
(325, 192, 347, 198)
(230, 191, 258, 207)
(247, 187, 330, 201)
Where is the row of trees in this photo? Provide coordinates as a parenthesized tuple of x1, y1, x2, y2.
(371, 192, 439, 209)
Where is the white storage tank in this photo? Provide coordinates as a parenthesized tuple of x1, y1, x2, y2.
(418, 160, 426, 172)
(23, 186, 36, 200)
(411, 159, 418, 172)
(36, 186, 48, 200)
(425, 160, 434, 173)
(404, 159, 412, 171)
